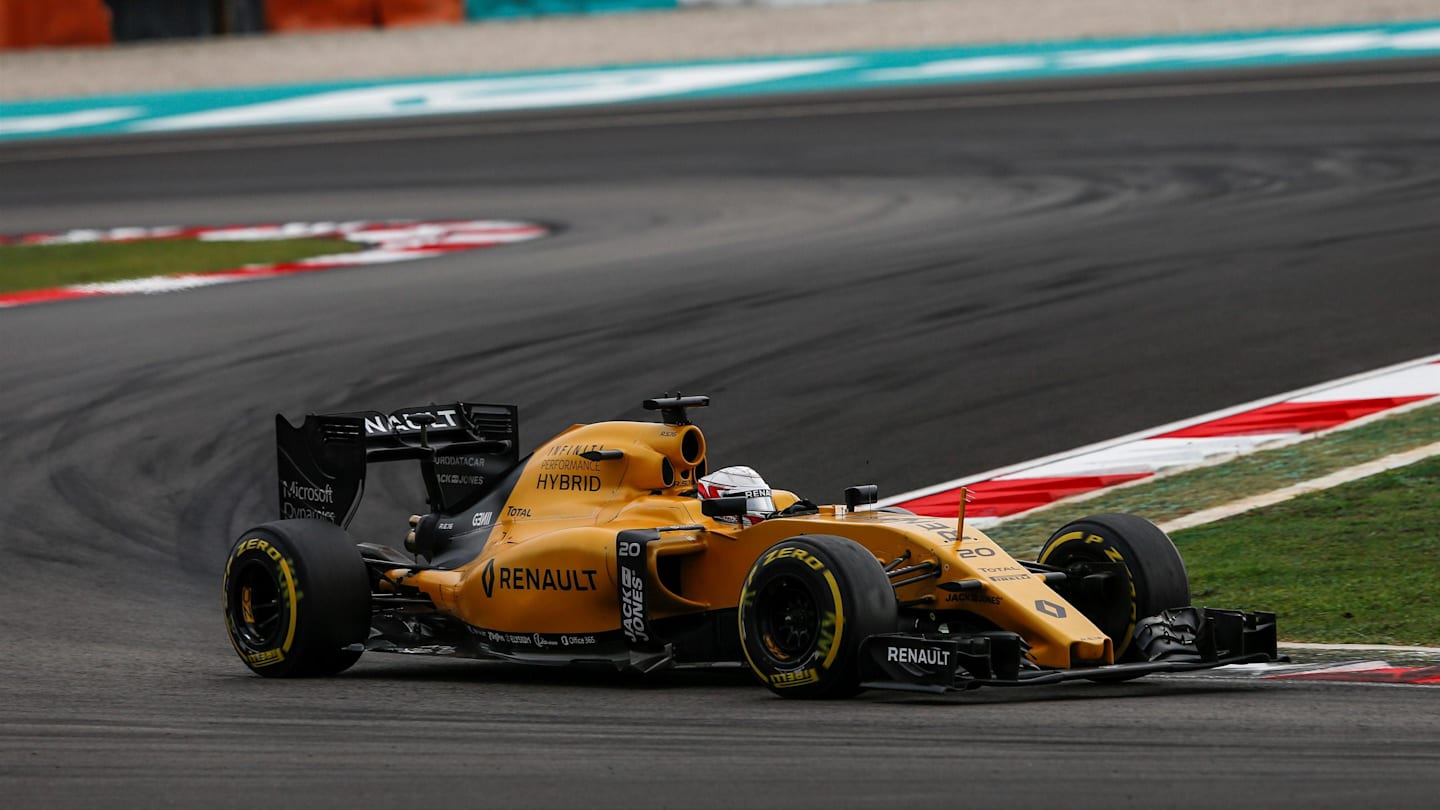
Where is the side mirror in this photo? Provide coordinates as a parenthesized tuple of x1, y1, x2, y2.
(844, 484, 879, 512)
(702, 496, 749, 518)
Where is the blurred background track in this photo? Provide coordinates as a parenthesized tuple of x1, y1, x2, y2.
(1, 57, 1438, 808)
(4, 0, 1438, 98)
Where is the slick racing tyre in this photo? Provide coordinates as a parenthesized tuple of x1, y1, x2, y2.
(223, 519, 370, 678)
(738, 535, 897, 699)
(1038, 513, 1190, 663)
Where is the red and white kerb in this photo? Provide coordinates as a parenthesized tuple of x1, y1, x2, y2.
(884, 354, 1440, 525)
(0, 219, 550, 308)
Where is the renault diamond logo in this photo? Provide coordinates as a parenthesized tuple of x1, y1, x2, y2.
(482, 559, 495, 598)
(1034, 599, 1067, 618)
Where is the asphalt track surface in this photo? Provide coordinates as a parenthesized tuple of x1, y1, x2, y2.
(2, 60, 1439, 808)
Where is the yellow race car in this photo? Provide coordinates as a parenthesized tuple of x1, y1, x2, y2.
(223, 395, 1277, 698)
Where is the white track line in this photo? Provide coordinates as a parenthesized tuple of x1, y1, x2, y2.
(1278, 639, 1440, 651)
(1278, 642, 1440, 655)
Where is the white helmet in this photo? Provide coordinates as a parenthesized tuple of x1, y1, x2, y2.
(697, 465, 776, 527)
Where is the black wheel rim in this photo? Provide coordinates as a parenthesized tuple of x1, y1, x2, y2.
(228, 558, 284, 649)
(754, 574, 822, 664)
(1044, 546, 1134, 649)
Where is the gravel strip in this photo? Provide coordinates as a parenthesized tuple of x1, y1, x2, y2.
(1, 0, 1437, 100)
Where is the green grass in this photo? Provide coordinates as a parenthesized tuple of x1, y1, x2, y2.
(0, 238, 363, 294)
(1171, 454, 1440, 645)
(987, 401, 1440, 556)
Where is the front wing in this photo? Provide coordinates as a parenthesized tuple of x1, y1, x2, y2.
(859, 607, 1279, 693)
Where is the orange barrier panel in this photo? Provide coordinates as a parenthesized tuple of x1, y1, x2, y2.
(381, 0, 464, 27)
(265, 0, 378, 33)
(0, 0, 112, 50)
(266, 0, 464, 32)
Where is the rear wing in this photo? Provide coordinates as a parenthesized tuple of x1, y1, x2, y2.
(276, 402, 520, 527)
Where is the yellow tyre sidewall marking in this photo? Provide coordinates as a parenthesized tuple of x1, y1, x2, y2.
(820, 569, 843, 671)
(737, 544, 847, 685)
(1037, 531, 1087, 563)
(223, 537, 301, 665)
(738, 567, 764, 679)
(222, 551, 247, 662)
(277, 553, 299, 655)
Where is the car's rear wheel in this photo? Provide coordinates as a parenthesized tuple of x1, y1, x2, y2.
(223, 519, 370, 677)
(1038, 513, 1190, 663)
(738, 535, 897, 699)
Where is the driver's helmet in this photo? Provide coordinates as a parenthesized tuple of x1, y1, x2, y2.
(696, 465, 776, 527)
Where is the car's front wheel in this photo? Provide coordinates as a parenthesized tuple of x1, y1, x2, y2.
(737, 535, 897, 699)
(1037, 513, 1191, 662)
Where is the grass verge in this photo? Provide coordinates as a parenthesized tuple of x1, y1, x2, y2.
(1172, 454, 1440, 646)
(0, 238, 363, 294)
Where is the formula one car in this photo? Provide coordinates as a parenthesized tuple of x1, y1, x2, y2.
(223, 395, 1277, 698)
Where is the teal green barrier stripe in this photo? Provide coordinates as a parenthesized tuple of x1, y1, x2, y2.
(3, 20, 1438, 142)
(465, 0, 677, 20)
